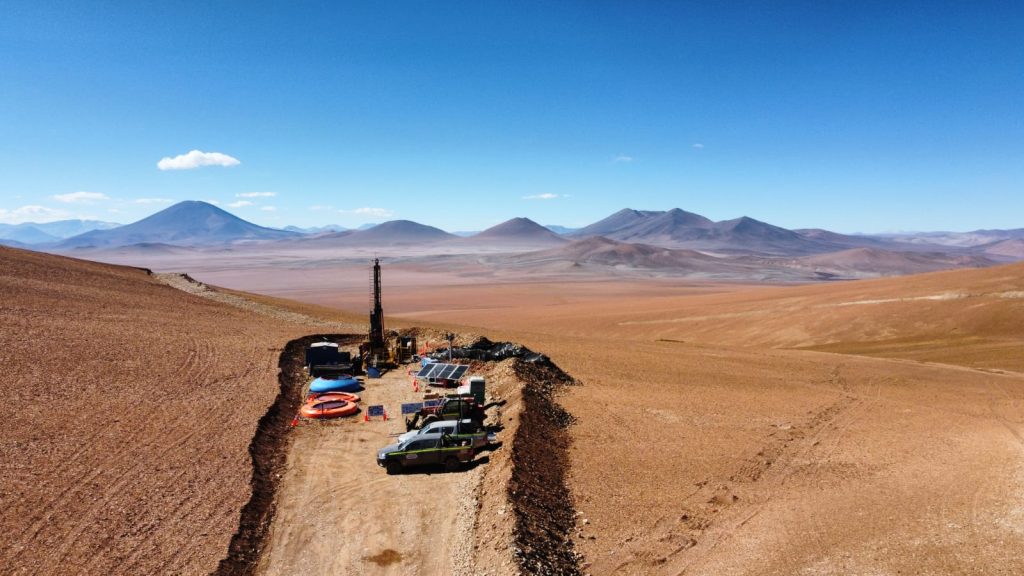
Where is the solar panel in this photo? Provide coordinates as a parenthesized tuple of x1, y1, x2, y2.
(416, 363, 441, 379)
(416, 363, 469, 382)
(401, 402, 425, 415)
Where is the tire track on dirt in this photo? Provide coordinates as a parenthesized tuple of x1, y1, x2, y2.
(656, 365, 863, 574)
(48, 460, 149, 567)
(48, 395, 225, 570)
(8, 403, 191, 565)
(52, 338, 262, 573)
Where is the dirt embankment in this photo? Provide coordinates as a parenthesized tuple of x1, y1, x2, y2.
(508, 359, 581, 575)
(216, 334, 361, 576)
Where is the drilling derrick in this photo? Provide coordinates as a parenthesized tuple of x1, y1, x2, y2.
(368, 258, 385, 351)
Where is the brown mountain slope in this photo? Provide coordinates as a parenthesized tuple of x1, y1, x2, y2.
(468, 217, 568, 248)
(0, 246, 360, 574)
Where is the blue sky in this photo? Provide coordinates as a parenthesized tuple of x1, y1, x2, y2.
(0, 2, 1021, 233)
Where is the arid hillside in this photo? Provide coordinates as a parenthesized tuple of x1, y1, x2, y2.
(392, 263, 1024, 575)
(0, 246, 361, 574)
(402, 262, 1024, 371)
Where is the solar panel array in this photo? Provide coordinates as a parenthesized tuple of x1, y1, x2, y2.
(416, 363, 469, 382)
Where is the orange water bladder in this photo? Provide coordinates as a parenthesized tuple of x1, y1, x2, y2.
(300, 398, 359, 419)
(307, 391, 360, 404)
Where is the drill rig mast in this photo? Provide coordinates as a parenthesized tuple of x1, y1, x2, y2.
(369, 258, 385, 350)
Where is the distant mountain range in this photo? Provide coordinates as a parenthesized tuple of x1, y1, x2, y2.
(0, 219, 120, 246)
(58, 201, 297, 248)
(570, 208, 870, 255)
(470, 217, 567, 247)
(26, 200, 1018, 279)
(292, 219, 455, 247)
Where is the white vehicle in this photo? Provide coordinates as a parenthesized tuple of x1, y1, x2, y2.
(397, 418, 478, 444)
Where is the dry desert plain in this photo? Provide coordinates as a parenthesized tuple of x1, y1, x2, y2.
(3, 244, 1024, 575)
(177, 253, 1024, 575)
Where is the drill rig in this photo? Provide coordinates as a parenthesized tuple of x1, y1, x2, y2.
(363, 258, 388, 366)
(361, 258, 416, 369)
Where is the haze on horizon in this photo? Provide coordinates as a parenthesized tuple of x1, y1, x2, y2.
(1, 3, 1021, 233)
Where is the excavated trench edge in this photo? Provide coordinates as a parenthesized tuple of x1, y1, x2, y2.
(508, 358, 582, 575)
(213, 334, 359, 576)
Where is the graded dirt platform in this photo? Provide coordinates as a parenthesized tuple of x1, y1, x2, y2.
(257, 364, 487, 576)
(258, 345, 575, 575)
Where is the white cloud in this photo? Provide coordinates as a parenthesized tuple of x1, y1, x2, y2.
(260, 206, 277, 212)
(131, 197, 174, 204)
(228, 200, 253, 208)
(340, 207, 394, 219)
(612, 155, 634, 163)
(0, 205, 72, 224)
(53, 191, 110, 203)
(522, 193, 562, 200)
(157, 150, 241, 170)
(236, 191, 276, 198)
(692, 143, 705, 149)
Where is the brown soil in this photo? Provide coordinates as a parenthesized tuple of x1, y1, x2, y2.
(383, 263, 1024, 575)
(0, 246, 361, 575)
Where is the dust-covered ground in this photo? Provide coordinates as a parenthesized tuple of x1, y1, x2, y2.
(7, 241, 1024, 575)
(389, 263, 1024, 575)
(0, 247, 364, 574)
